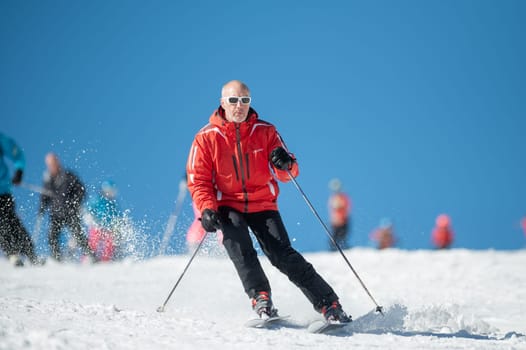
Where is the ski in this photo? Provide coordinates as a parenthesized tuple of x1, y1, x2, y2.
(307, 320, 350, 334)
(245, 315, 290, 328)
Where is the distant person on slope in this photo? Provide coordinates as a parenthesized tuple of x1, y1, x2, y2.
(0, 132, 40, 266)
(84, 180, 124, 262)
(186, 80, 351, 323)
(431, 214, 454, 249)
(370, 218, 396, 250)
(39, 153, 95, 262)
(327, 178, 351, 250)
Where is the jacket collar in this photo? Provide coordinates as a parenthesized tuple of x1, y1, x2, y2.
(209, 106, 259, 128)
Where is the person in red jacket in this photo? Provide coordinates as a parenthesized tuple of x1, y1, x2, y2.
(327, 178, 351, 250)
(186, 80, 351, 323)
(431, 214, 454, 249)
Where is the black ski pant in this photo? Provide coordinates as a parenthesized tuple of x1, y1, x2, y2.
(218, 206, 338, 312)
(48, 213, 93, 261)
(0, 194, 37, 262)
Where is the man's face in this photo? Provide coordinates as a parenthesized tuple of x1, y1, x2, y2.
(45, 155, 60, 177)
(221, 85, 251, 123)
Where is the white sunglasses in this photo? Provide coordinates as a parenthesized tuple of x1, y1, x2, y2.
(223, 96, 251, 105)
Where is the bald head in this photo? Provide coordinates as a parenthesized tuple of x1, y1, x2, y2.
(221, 80, 250, 97)
(45, 152, 61, 177)
(220, 80, 252, 123)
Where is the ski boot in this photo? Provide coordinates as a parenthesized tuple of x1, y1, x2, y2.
(8, 255, 24, 267)
(322, 301, 352, 323)
(252, 291, 278, 319)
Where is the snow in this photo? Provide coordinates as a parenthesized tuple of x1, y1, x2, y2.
(1, 248, 525, 350)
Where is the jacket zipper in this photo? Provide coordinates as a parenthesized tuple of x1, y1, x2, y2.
(231, 156, 240, 181)
(245, 153, 250, 179)
(235, 124, 249, 212)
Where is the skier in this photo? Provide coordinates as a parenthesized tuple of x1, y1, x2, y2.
(85, 180, 123, 262)
(0, 132, 40, 266)
(327, 178, 351, 250)
(370, 218, 396, 250)
(38, 153, 95, 261)
(186, 80, 351, 323)
(431, 214, 454, 249)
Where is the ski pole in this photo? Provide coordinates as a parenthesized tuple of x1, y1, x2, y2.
(286, 170, 384, 315)
(19, 182, 56, 197)
(159, 178, 188, 255)
(156, 230, 209, 313)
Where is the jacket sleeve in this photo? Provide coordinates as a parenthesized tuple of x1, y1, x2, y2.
(268, 128, 299, 182)
(186, 136, 218, 213)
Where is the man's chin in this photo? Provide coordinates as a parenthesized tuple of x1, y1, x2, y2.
(233, 115, 247, 122)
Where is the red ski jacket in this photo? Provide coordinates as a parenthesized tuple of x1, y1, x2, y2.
(186, 107, 299, 214)
(328, 192, 351, 226)
(432, 226, 454, 249)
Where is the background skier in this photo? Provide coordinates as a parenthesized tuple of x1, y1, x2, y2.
(431, 214, 454, 249)
(39, 152, 95, 261)
(370, 217, 396, 250)
(0, 132, 39, 266)
(85, 180, 123, 262)
(327, 178, 351, 250)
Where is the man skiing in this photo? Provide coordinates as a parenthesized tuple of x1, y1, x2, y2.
(39, 152, 95, 261)
(0, 132, 39, 266)
(186, 80, 351, 323)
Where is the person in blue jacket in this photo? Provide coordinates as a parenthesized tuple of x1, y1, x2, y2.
(0, 132, 39, 266)
(85, 180, 123, 261)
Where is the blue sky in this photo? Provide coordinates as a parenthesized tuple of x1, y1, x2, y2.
(2, 0, 525, 254)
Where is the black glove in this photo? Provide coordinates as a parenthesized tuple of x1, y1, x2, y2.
(201, 209, 221, 232)
(11, 169, 23, 185)
(270, 147, 294, 171)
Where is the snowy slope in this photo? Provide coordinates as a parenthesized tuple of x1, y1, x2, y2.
(1, 248, 525, 350)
